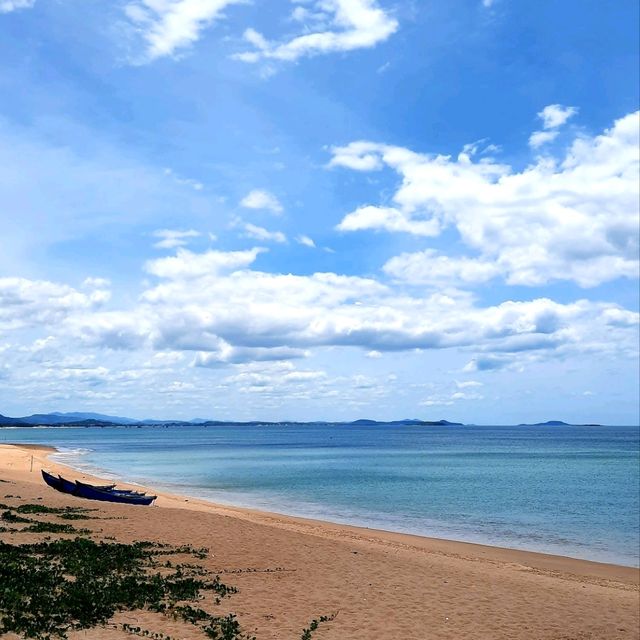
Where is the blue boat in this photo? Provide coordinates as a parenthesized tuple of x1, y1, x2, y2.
(41, 469, 66, 492)
(41, 470, 155, 505)
(42, 470, 116, 494)
(74, 481, 157, 506)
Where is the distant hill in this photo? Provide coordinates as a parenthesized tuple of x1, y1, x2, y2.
(0, 412, 465, 428)
(518, 420, 602, 427)
(17, 412, 138, 425)
(48, 412, 137, 424)
(350, 419, 463, 426)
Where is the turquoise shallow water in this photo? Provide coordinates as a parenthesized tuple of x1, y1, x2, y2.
(3, 423, 639, 566)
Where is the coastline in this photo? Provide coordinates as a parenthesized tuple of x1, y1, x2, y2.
(1, 442, 639, 639)
(4, 441, 639, 579)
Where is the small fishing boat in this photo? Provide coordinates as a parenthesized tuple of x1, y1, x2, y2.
(42, 470, 116, 495)
(41, 469, 66, 492)
(41, 470, 155, 505)
(74, 481, 157, 506)
(57, 474, 116, 495)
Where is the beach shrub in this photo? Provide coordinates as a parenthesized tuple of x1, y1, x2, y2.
(300, 614, 336, 640)
(0, 537, 249, 640)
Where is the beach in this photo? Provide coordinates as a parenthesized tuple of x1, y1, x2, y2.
(0, 443, 638, 640)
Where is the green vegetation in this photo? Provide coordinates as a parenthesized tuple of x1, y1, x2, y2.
(23, 521, 89, 534)
(0, 537, 253, 640)
(1, 507, 90, 535)
(300, 614, 336, 640)
(0, 501, 337, 639)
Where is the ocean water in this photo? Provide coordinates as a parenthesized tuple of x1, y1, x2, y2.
(2, 423, 639, 566)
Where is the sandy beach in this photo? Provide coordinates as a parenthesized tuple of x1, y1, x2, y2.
(0, 442, 638, 640)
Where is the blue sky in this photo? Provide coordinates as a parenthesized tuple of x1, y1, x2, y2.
(0, 0, 638, 423)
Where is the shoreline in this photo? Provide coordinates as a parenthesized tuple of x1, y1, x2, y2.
(1, 441, 639, 639)
(48, 441, 640, 571)
(5, 441, 639, 579)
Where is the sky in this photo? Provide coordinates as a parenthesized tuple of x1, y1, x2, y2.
(0, 0, 638, 424)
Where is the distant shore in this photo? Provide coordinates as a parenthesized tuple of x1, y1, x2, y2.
(1, 442, 638, 639)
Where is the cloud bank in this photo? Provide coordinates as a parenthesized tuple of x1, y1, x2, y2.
(332, 110, 639, 287)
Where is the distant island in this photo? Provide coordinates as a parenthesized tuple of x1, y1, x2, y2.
(0, 412, 608, 428)
(517, 420, 602, 427)
(0, 412, 464, 428)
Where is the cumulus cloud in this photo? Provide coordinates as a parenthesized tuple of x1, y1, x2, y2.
(223, 364, 327, 393)
(0, 0, 34, 12)
(234, 0, 398, 63)
(529, 104, 578, 148)
(152, 229, 201, 249)
(144, 247, 264, 279)
(124, 0, 243, 61)
(1, 249, 638, 417)
(53, 247, 638, 377)
(528, 130, 558, 149)
(240, 189, 283, 214)
(0, 277, 109, 333)
(331, 110, 640, 287)
(538, 104, 578, 130)
(193, 342, 308, 367)
(241, 222, 287, 243)
(384, 249, 501, 285)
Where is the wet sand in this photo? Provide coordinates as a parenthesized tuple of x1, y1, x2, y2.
(0, 443, 638, 639)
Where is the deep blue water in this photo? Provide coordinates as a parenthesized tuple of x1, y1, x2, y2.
(2, 423, 639, 566)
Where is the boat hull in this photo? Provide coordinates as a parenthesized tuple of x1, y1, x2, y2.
(74, 481, 156, 506)
(41, 471, 155, 505)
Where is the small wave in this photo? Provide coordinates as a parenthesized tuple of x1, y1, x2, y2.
(50, 447, 93, 459)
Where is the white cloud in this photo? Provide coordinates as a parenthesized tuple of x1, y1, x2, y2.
(1, 251, 638, 418)
(124, 0, 243, 61)
(384, 249, 501, 285)
(240, 189, 283, 214)
(420, 387, 484, 406)
(0, 0, 34, 12)
(241, 222, 287, 243)
(152, 229, 201, 249)
(82, 277, 112, 289)
(331, 110, 640, 287)
(456, 380, 483, 388)
(193, 342, 308, 366)
(54, 247, 638, 374)
(528, 130, 558, 149)
(0, 277, 109, 333)
(529, 104, 578, 148)
(296, 234, 316, 248)
(234, 0, 398, 64)
(337, 205, 441, 236)
(145, 247, 264, 279)
(538, 104, 578, 130)
(224, 365, 327, 393)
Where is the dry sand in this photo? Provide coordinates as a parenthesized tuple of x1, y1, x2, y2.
(0, 443, 638, 640)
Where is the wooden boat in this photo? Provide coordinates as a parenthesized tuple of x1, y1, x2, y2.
(42, 470, 116, 494)
(42, 470, 153, 505)
(42, 469, 66, 492)
(74, 481, 157, 506)
(56, 474, 116, 495)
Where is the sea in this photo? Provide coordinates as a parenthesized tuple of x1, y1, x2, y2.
(2, 423, 639, 567)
